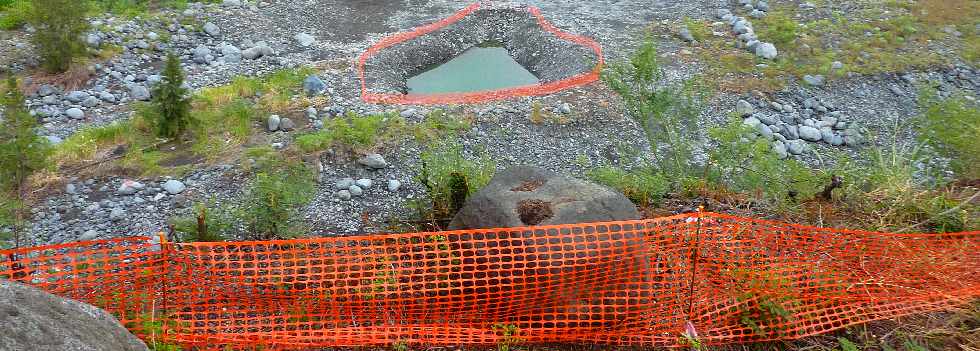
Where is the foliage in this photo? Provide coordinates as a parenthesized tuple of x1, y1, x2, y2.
(295, 112, 390, 153)
(491, 324, 522, 351)
(589, 166, 671, 207)
(417, 141, 495, 219)
(28, 0, 90, 72)
(0, 78, 51, 193)
(707, 119, 826, 205)
(151, 52, 192, 139)
(916, 88, 980, 179)
(757, 11, 799, 46)
(170, 202, 232, 243)
(683, 17, 709, 42)
(238, 155, 315, 240)
(837, 337, 859, 351)
(0, 0, 31, 30)
(602, 36, 705, 182)
(731, 269, 798, 338)
(51, 120, 133, 164)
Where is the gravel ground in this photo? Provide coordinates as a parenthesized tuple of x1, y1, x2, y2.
(2, 0, 976, 248)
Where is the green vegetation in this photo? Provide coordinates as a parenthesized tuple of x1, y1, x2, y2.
(757, 11, 798, 46)
(588, 166, 670, 207)
(416, 141, 495, 220)
(917, 88, 980, 179)
(0, 0, 31, 30)
(683, 17, 709, 42)
(601, 37, 705, 185)
(150, 52, 192, 139)
(296, 109, 470, 154)
(491, 324, 522, 351)
(28, 0, 90, 72)
(171, 148, 315, 241)
(0, 78, 51, 246)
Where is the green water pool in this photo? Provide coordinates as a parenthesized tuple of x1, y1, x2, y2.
(406, 47, 540, 95)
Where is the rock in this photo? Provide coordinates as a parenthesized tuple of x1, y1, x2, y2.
(799, 125, 822, 141)
(79, 229, 98, 241)
(678, 27, 695, 42)
(733, 20, 752, 34)
(736, 99, 755, 116)
(558, 102, 572, 114)
(294, 32, 316, 47)
(757, 1, 770, 11)
(336, 190, 352, 200)
(65, 108, 84, 120)
(45, 135, 63, 145)
(349, 185, 364, 197)
(786, 140, 806, 155)
(81, 96, 100, 108)
(750, 10, 766, 18)
(221, 43, 241, 63)
(449, 166, 640, 230)
(0, 280, 149, 351)
(222, 0, 242, 6)
(66, 183, 77, 194)
(98, 91, 116, 103)
(267, 115, 281, 131)
(803, 74, 825, 86)
(85, 33, 102, 48)
(242, 43, 273, 60)
(109, 208, 125, 221)
(335, 178, 355, 190)
(146, 75, 162, 87)
(755, 113, 778, 125)
(716, 9, 732, 19)
(843, 129, 866, 146)
(202, 22, 220, 37)
(192, 45, 212, 64)
(742, 116, 762, 129)
(355, 179, 373, 189)
(756, 123, 774, 140)
(387, 179, 402, 192)
(278, 118, 295, 131)
(820, 128, 835, 144)
(831, 61, 844, 70)
(755, 42, 778, 59)
(128, 84, 150, 101)
(780, 124, 799, 140)
(37, 85, 55, 97)
(303, 75, 327, 96)
(163, 180, 186, 195)
(117, 180, 145, 195)
(357, 154, 387, 169)
(66, 91, 89, 103)
(829, 134, 844, 146)
(772, 141, 788, 159)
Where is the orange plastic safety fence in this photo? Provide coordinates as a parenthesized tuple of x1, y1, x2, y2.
(357, 3, 604, 105)
(2, 212, 978, 350)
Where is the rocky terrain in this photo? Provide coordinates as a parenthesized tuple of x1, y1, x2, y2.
(0, 0, 977, 248)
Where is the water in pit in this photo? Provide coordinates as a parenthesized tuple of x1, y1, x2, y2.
(406, 47, 539, 95)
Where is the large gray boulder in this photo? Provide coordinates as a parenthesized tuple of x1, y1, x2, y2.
(449, 166, 641, 230)
(0, 280, 148, 351)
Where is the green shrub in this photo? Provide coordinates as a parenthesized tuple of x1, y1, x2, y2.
(0, 78, 51, 192)
(171, 202, 232, 242)
(417, 141, 495, 219)
(917, 88, 980, 179)
(0, 0, 31, 30)
(758, 12, 800, 46)
(239, 157, 315, 240)
(602, 37, 705, 182)
(707, 119, 825, 205)
(151, 52, 192, 139)
(588, 166, 671, 206)
(29, 0, 90, 72)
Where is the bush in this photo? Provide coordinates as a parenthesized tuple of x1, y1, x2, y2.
(602, 37, 705, 182)
(758, 12, 800, 46)
(417, 141, 495, 219)
(707, 119, 825, 205)
(151, 52, 192, 139)
(28, 0, 90, 72)
(170, 202, 232, 243)
(588, 166, 671, 207)
(0, 0, 31, 30)
(0, 78, 50, 192)
(917, 88, 980, 179)
(239, 155, 315, 240)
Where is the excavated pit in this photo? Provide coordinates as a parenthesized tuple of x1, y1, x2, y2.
(360, 4, 601, 102)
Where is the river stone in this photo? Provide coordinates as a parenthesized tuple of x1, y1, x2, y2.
(303, 75, 326, 96)
(357, 154, 387, 169)
(798, 125, 822, 142)
(736, 100, 755, 116)
(0, 280, 149, 351)
(449, 166, 640, 230)
(755, 42, 777, 59)
(65, 108, 84, 120)
(163, 180, 186, 195)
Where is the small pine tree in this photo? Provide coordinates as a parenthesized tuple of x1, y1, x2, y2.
(0, 77, 50, 245)
(29, 0, 90, 73)
(151, 52, 192, 139)
(0, 77, 50, 193)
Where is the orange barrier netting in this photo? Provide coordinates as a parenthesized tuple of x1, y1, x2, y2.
(357, 3, 604, 105)
(2, 212, 979, 350)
